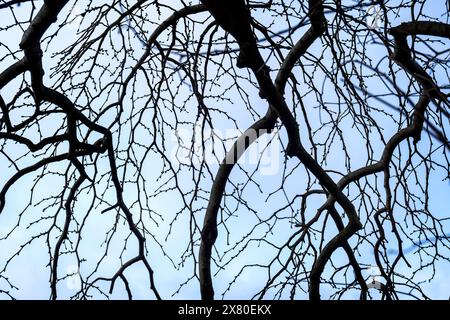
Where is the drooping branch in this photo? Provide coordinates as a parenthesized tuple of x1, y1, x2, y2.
(0, 0, 163, 299)
(199, 0, 364, 300)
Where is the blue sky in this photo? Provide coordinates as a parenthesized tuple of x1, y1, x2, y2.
(0, 0, 449, 300)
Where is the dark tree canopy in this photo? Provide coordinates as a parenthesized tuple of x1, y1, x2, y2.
(0, 0, 449, 300)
